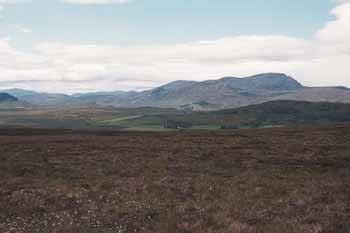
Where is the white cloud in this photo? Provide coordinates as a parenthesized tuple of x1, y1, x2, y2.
(316, 3, 350, 43)
(61, 0, 132, 5)
(0, 3, 350, 93)
(0, 0, 31, 17)
(332, 0, 350, 4)
(15, 25, 32, 33)
(0, 0, 30, 4)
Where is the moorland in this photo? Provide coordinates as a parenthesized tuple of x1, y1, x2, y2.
(0, 126, 349, 233)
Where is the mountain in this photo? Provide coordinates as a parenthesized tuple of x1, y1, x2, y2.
(0, 93, 18, 102)
(2, 88, 39, 97)
(210, 73, 303, 91)
(3, 88, 135, 107)
(72, 91, 137, 106)
(0, 93, 30, 110)
(134, 73, 304, 108)
(1, 89, 75, 107)
(3, 73, 350, 110)
(91, 73, 349, 110)
(22, 93, 74, 107)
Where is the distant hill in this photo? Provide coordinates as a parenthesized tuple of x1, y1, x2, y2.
(3, 88, 39, 97)
(214, 100, 350, 127)
(1, 89, 74, 107)
(2, 88, 135, 108)
(3, 73, 350, 109)
(117, 100, 350, 130)
(0, 100, 350, 130)
(0, 93, 18, 102)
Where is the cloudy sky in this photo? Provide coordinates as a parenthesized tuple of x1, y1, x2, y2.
(0, 0, 349, 93)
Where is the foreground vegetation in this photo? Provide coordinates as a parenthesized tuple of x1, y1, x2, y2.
(0, 125, 349, 232)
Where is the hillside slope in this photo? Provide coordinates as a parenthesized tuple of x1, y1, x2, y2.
(113, 100, 350, 130)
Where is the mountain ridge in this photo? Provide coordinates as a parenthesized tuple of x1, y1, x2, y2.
(2, 73, 349, 110)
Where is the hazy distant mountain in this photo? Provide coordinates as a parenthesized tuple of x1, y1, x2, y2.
(3, 88, 136, 107)
(0, 93, 18, 102)
(0, 93, 32, 109)
(72, 91, 137, 106)
(22, 93, 74, 107)
(2, 89, 74, 107)
(3, 88, 39, 98)
(3, 73, 350, 110)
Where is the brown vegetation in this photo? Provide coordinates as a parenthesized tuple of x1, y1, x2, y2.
(0, 125, 350, 232)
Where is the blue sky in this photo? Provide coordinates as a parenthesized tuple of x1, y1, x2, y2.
(0, 0, 349, 93)
(1, 0, 336, 47)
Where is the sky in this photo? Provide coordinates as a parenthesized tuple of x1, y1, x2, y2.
(0, 0, 349, 93)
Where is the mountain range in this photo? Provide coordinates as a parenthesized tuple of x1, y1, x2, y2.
(2, 73, 350, 110)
